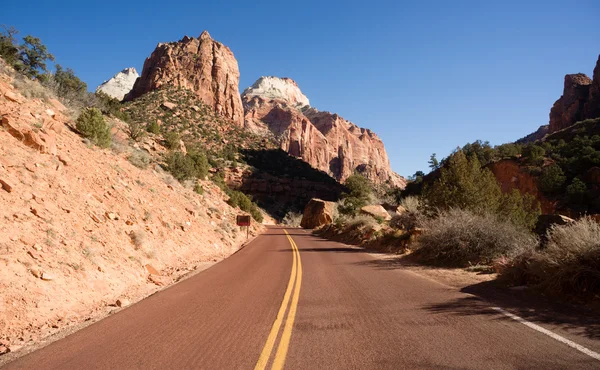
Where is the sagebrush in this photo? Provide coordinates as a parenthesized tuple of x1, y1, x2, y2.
(415, 208, 538, 267)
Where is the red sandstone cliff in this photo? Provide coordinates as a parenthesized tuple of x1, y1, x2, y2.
(548, 55, 600, 133)
(243, 77, 406, 188)
(125, 31, 244, 126)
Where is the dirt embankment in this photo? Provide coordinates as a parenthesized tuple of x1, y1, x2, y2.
(0, 66, 263, 357)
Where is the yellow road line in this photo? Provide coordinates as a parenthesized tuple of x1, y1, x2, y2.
(254, 230, 298, 370)
(272, 233, 303, 370)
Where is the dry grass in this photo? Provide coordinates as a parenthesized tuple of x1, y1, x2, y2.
(12, 73, 54, 101)
(500, 217, 600, 299)
(399, 195, 421, 213)
(129, 230, 146, 250)
(281, 211, 302, 227)
(415, 209, 538, 267)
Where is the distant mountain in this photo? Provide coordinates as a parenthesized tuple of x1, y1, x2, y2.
(95, 67, 139, 100)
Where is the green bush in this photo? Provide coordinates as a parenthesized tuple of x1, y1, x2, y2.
(566, 177, 587, 204)
(188, 148, 209, 179)
(338, 174, 373, 216)
(194, 183, 204, 195)
(415, 209, 538, 267)
(227, 190, 263, 222)
(147, 121, 160, 134)
(76, 108, 112, 148)
(423, 150, 540, 229)
(165, 151, 197, 181)
(163, 131, 180, 150)
(539, 164, 566, 194)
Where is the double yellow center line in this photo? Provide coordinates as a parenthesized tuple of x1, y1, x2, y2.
(254, 230, 303, 370)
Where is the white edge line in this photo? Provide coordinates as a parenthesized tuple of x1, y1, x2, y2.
(491, 307, 600, 361)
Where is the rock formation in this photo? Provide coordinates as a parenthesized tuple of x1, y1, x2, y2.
(96, 68, 139, 101)
(125, 31, 244, 126)
(242, 76, 310, 108)
(300, 198, 335, 229)
(585, 55, 600, 120)
(488, 159, 555, 214)
(548, 55, 600, 133)
(243, 77, 405, 188)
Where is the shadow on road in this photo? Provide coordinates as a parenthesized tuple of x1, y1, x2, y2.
(425, 280, 600, 340)
(357, 254, 600, 340)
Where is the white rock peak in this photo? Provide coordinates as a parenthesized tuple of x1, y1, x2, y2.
(242, 76, 310, 108)
(96, 67, 139, 101)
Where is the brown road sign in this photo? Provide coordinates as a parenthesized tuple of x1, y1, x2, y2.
(237, 215, 251, 227)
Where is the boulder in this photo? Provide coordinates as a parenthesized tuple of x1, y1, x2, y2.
(300, 198, 334, 229)
(360, 205, 392, 221)
(535, 214, 575, 236)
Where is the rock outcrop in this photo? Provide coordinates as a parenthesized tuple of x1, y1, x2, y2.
(125, 31, 244, 126)
(243, 77, 405, 188)
(488, 159, 555, 214)
(548, 55, 600, 133)
(96, 68, 139, 101)
(300, 198, 334, 229)
(585, 55, 600, 120)
(360, 205, 392, 221)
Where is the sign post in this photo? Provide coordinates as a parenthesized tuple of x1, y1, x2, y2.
(236, 215, 251, 240)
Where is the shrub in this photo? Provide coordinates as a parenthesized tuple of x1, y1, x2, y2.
(539, 164, 566, 194)
(282, 211, 302, 227)
(338, 174, 373, 216)
(76, 108, 112, 148)
(399, 195, 421, 213)
(163, 131, 180, 150)
(566, 177, 587, 204)
(345, 214, 378, 231)
(188, 148, 209, 179)
(501, 218, 600, 299)
(165, 151, 197, 181)
(390, 211, 423, 231)
(128, 150, 151, 169)
(423, 150, 540, 229)
(415, 209, 538, 267)
(147, 121, 160, 134)
(193, 183, 204, 195)
(128, 121, 146, 141)
(227, 190, 263, 222)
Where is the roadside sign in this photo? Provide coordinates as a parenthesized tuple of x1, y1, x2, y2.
(236, 215, 251, 226)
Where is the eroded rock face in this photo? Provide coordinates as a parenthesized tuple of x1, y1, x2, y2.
(585, 55, 600, 120)
(488, 159, 555, 214)
(96, 68, 139, 101)
(300, 198, 334, 229)
(549, 74, 592, 133)
(243, 77, 405, 188)
(125, 31, 244, 126)
(548, 55, 600, 133)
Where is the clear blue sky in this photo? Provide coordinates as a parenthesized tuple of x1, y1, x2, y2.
(2, 0, 599, 177)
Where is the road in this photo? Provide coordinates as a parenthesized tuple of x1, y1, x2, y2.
(3, 226, 600, 369)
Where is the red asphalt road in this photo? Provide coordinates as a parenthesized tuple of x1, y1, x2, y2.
(3, 226, 600, 369)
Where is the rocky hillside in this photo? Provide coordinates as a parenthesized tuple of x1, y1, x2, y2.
(243, 77, 406, 188)
(549, 55, 600, 133)
(119, 32, 403, 190)
(0, 60, 262, 354)
(124, 31, 244, 126)
(96, 68, 139, 101)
